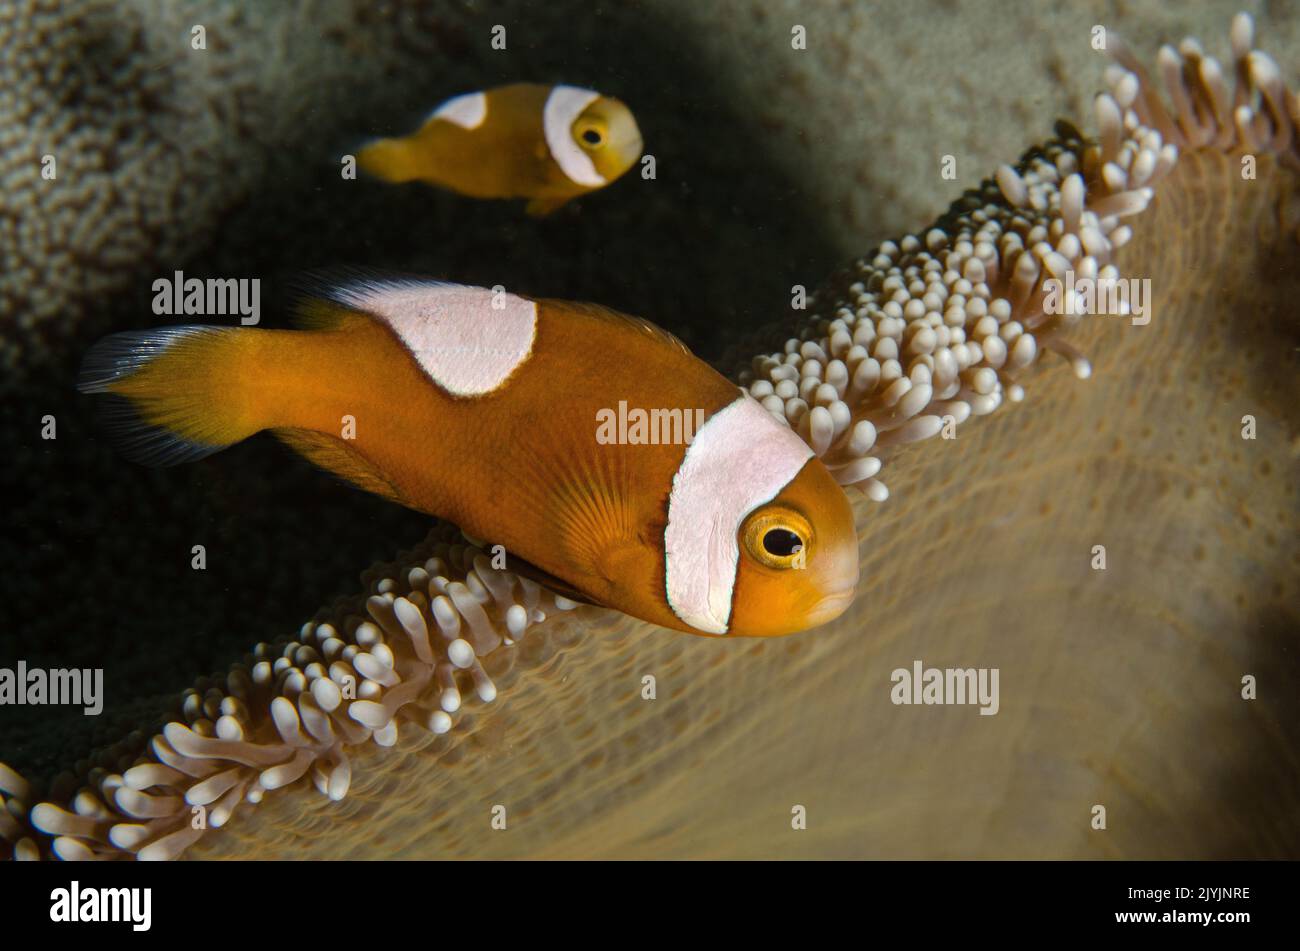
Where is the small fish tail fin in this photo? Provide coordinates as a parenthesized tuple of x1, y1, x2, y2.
(78, 326, 265, 466)
(356, 136, 422, 184)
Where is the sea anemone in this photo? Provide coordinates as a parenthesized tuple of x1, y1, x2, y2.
(0, 0, 480, 377)
(0, 0, 257, 373)
(3, 9, 1297, 860)
(5, 524, 595, 859)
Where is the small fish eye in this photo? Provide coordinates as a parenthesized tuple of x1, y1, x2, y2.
(762, 528, 803, 557)
(581, 128, 603, 146)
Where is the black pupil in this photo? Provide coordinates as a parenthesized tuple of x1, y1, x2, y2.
(582, 129, 602, 145)
(763, 529, 802, 557)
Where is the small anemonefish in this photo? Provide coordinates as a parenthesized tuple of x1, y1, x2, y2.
(79, 279, 858, 637)
(357, 83, 643, 217)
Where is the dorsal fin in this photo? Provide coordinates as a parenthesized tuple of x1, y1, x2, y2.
(291, 297, 367, 331)
(273, 428, 405, 505)
(546, 299, 693, 358)
(286, 269, 461, 331)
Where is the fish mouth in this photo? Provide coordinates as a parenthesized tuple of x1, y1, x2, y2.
(807, 589, 856, 626)
(611, 134, 644, 162)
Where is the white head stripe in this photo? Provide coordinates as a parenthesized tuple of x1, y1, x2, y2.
(542, 85, 606, 188)
(663, 394, 815, 634)
(432, 91, 488, 129)
(335, 281, 536, 396)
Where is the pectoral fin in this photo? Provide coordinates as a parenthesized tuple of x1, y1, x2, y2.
(501, 554, 599, 606)
(540, 470, 664, 615)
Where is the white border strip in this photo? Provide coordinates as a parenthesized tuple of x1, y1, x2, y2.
(543, 86, 605, 187)
(663, 394, 814, 633)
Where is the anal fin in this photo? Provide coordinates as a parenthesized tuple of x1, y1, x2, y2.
(524, 196, 573, 218)
(274, 428, 405, 505)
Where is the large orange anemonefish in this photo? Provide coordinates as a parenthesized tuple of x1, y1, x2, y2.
(356, 83, 643, 217)
(79, 279, 859, 637)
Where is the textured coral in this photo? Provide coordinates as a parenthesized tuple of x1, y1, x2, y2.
(1, 0, 248, 371)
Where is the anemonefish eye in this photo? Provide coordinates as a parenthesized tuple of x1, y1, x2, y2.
(763, 528, 802, 557)
(575, 121, 606, 149)
(741, 507, 813, 570)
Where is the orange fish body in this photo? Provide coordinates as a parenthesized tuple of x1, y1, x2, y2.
(357, 83, 643, 217)
(81, 280, 857, 637)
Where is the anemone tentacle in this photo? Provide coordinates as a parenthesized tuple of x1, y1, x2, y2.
(741, 12, 1298, 502)
(1, 523, 590, 860)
